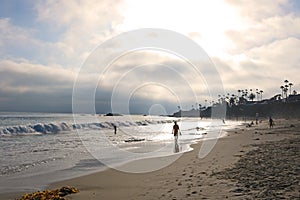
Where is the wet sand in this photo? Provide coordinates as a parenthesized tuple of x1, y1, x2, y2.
(4, 119, 300, 199)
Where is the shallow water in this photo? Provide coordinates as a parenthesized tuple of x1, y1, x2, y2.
(0, 112, 239, 193)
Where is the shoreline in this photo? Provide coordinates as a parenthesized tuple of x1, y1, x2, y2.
(3, 118, 299, 199)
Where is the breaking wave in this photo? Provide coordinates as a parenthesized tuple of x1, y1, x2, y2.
(0, 119, 174, 136)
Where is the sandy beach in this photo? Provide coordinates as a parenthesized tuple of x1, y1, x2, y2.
(4, 119, 300, 200)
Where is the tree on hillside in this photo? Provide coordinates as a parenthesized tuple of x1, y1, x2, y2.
(284, 85, 289, 99)
(289, 82, 293, 95)
(284, 79, 289, 84)
(292, 90, 297, 95)
(280, 85, 285, 99)
(229, 94, 236, 106)
(249, 93, 256, 101)
(260, 90, 263, 100)
(237, 89, 241, 97)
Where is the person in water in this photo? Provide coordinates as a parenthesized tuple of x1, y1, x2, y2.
(172, 121, 180, 140)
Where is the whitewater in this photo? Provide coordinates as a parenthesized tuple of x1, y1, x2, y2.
(0, 112, 240, 193)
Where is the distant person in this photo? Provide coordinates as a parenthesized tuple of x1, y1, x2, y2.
(246, 121, 254, 127)
(269, 117, 274, 128)
(172, 121, 180, 140)
(113, 124, 117, 134)
(256, 113, 259, 125)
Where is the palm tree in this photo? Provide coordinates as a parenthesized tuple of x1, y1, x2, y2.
(237, 89, 241, 97)
(280, 86, 284, 98)
(285, 85, 289, 98)
(260, 90, 263, 100)
(229, 97, 235, 106)
(218, 94, 221, 104)
(198, 104, 201, 118)
(288, 82, 293, 95)
(243, 89, 248, 100)
(292, 90, 297, 95)
(249, 93, 256, 101)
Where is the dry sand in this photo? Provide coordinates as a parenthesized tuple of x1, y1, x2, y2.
(4, 119, 300, 200)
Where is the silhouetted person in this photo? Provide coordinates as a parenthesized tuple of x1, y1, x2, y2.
(172, 121, 180, 141)
(256, 113, 259, 125)
(269, 117, 274, 128)
(113, 124, 117, 134)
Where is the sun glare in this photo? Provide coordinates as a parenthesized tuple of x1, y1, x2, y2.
(118, 0, 245, 58)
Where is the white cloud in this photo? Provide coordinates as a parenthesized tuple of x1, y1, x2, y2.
(226, 13, 300, 53)
(0, 0, 300, 112)
(0, 59, 76, 93)
(212, 37, 300, 98)
(226, 0, 290, 21)
(0, 18, 78, 67)
(247, 37, 300, 74)
(206, 0, 300, 98)
(35, 0, 126, 64)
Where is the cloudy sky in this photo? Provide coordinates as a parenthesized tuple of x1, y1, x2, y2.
(0, 0, 299, 114)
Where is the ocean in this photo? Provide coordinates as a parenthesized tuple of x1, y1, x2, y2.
(0, 112, 239, 193)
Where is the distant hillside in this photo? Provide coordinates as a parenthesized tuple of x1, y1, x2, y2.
(172, 95, 300, 119)
(226, 101, 300, 119)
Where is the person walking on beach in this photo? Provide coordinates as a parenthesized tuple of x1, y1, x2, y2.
(269, 117, 274, 128)
(113, 124, 117, 134)
(172, 121, 180, 141)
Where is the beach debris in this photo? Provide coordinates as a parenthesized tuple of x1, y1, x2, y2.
(17, 186, 79, 200)
(124, 137, 145, 143)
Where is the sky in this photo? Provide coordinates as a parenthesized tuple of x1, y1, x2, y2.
(0, 0, 299, 114)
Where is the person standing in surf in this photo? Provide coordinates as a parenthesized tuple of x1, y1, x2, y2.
(172, 121, 180, 141)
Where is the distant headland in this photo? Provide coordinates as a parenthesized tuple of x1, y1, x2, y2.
(173, 80, 300, 119)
